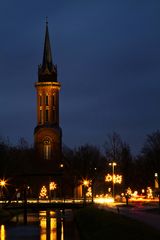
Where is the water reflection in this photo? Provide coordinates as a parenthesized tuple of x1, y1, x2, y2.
(0, 225, 5, 240)
(40, 211, 58, 240)
(61, 218, 64, 240)
(0, 210, 64, 240)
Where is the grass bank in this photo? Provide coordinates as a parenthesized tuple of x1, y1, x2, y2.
(0, 208, 11, 223)
(75, 206, 160, 240)
(0, 208, 22, 223)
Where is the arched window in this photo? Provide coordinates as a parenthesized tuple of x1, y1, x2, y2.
(43, 138, 51, 160)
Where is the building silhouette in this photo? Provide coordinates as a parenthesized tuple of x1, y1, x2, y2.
(34, 21, 62, 174)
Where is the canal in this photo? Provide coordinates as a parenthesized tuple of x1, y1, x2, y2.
(0, 209, 79, 239)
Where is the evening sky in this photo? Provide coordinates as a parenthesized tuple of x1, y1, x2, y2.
(0, 0, 160, 154)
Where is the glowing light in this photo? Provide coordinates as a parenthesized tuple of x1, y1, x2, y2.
(126, 187, 132, 195)
(155, 173, 159, 188)
(40, 211, 46, 240)
(86, 187, 92, 197)
(132, 191, 138, 197)
(0, 180, 7, 187)
(124, 187, 155, 202)
(83, 179, 91, 187)
(49, 182, 57, 191)
(39, 186, 48, 199)
(114, 175, 122, 184)
(50, 217, 56, 240)
(60, 164, 64, 168)
(147, 187, 153, 198)
(94, 195, 114, 204)
(0, 179, 7, 200)
(109, 162, 117, 167)
(61, 218, 64, 240)
(40, 211, 57, 240)
(0, 225, 5, 240)
(105, 174, 112, 182)
(105, 174, 122, 184)
(142, 189, 145, 194)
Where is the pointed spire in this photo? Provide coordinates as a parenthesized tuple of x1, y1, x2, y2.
(38, 19, 57, 82)
(42, 18, 53, 68)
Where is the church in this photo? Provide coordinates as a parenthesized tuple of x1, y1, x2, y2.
(32, 22, 81, 199)
(34, 21, 62, 173)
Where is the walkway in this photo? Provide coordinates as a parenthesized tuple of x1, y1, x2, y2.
(118, 206, 160, 231)
(98, 204, 160, 231)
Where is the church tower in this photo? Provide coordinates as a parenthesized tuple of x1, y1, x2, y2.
(34, 21, 62, 171)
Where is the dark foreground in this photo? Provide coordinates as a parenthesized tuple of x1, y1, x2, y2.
(74, 206, 160, 240)
(0, 208, 80, 239)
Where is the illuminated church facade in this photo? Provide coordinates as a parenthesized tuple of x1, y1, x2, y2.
(34, 22, 62, 172)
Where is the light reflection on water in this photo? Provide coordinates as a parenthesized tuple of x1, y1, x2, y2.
(0, 210, 64, 240)
(40, 211, 57, 240)
(60, 218, 64, 240)
(0, 225, 5, 240)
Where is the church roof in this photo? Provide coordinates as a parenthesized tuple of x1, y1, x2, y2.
(42, 21, 53, 69)
(38, 20, 57, 82)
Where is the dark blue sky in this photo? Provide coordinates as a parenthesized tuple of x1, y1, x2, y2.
(0, 0, 160, 154)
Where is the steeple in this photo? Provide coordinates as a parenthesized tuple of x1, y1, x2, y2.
(38, 20, 57, 82)
(42, 20, 52, 68)
(34, 22, 62, 195)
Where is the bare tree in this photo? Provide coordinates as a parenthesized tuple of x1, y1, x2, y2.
(104, 132, 123, 163)
(139, 130, 160, 187)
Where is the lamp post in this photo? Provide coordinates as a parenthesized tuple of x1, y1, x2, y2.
(83, 179, 90, 204)
(0, 179, 7, 202)
(109, 162, 117, 199)
(154, 173, 159, 189)
(154, 173, 160, 208)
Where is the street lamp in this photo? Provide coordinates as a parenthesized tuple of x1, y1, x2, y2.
(109, 162, 117, 199)
(0, 179, 7, 202)
(154, 173, 160, 208)
(82, 179, 91, 204)
(60, 163, 64, 168)
(155, 173, 159, 189)
(83, 180, 90, 187)
(0, 180, 6, 187)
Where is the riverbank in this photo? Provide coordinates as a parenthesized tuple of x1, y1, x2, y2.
(74, 205, 160, 240)
(0, 208, 11, 222)
(0, 208, 22, 223)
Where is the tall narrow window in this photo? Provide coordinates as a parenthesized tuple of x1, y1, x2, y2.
(40, 95, 42, 106)
(46, 95, 49, 106)
(39, 109, 42, 124)
(53, 109, 55, 123)
(43, 139, 51, 160)
(46, 109, 49, 122)
(52, 95, 55, 106)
